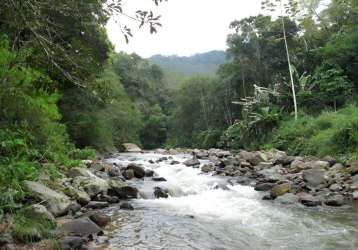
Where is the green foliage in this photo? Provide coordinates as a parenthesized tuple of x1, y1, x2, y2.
(140, 105, 167, 149)
(270, 105, 358, 158)
(11, 208, 56, 243)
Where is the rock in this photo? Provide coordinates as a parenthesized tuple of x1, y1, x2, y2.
(155, 148, 167, 154)
(86, 201, 109, 209)
(26, 204, 56, 224)
(323, 156, 336, 166)
(275, 193, 299, 204)
(152, 177, 167, 182)
(262, 194, 274, 200)
(73, 175, 109, 198)
(120, 202, 134, 210)
(123, 169, 135, 180)
(108, 179, 139, 199)
(353, 191, 358, 200)
(82, 160, 93, 167)
(290, 160, 305, 171)
(126, 163, 145, 178)
(254, 183, 275, 191)
(276, 155, 295, 166)
(24, 181, 72, 217)
(183, 157, 200, 167)
(313, 160, 330, 169)
(239, 151, 265, 166)
(270, 183, 291, 198)
(0, 233, 13, 247)
(59, 236, 86, 250)
(121, 143, 142, 152)
(201, 164, 214, 173)
(324, 195, 344, 207)
(217, 150, 231, 158)
(66, 167, 93, 179)
(63, 186, 91, 206)
(258, 165, 285, 182)
(302, 168, 327, 188)
(95, 194, 119, 204)
(154, 187, 169, 199)
(89, 213, 110, 227)
(60, 218, 102, 237)
(145, 169, 155, 177)
(330, 163, 344, 172)
(329, 183, 343, 192)
(264, 149, 287, 162)
(298, 192, 322, 207)
(108, 166, 121, 177)
(347, 160, 358, 175)
(170, 161, 180, 165)
(169, 149, 179, 155)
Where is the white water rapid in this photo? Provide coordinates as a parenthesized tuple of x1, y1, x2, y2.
(104, 152, 358, 250)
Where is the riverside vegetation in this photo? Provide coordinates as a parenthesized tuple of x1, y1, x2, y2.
(0, 0, 358, 249)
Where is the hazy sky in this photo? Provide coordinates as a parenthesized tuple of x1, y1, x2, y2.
(106, 0, 263, 58)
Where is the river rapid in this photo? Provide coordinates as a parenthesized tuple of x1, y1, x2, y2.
(103, 152, 358, 250)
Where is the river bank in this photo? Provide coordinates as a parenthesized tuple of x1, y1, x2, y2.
(1, 146, 357, 249)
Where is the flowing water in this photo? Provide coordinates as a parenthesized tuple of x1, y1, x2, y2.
(104, 152, 358, 250)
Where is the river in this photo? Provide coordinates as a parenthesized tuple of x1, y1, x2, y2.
(103, 152, 358, 250)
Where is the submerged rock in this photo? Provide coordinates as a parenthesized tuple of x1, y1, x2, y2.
(89, 213, 110, 227)
(152, 177, 167, 182)
(120, 202, 134, 210)
(126, 163, 146, 178)
(154, 187, 169, 199)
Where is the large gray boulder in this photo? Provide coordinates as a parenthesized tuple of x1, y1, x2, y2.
(72, 172, 109, 198)
(63, 186, 91, 206)
(302, 168, 327, 188)
(24, 181, 72, 217)
(108, 179, 139, 199)
(183, 157, 200, 167)
(121, 143, 142, 152)
(126, 163, 146, 178)
(60, 218, 102, 237)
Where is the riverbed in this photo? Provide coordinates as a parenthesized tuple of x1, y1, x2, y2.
(103, 152, 358, 250)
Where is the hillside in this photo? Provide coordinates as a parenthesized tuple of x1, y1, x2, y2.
(148, 50, 226, 76)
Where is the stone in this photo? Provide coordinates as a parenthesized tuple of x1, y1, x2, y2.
(121, 143, 142, 152)
(329, 183, 343, 192)
(270, 183, 291, 198)
(82, 160, 93, 167)
(353, 191, 358, 200)
(24, 181, 72, 217)
(108, 179, 139, 199)
(152, 177, 167, 182)
(262, 194, 274, 200)
(85, 201, 109, 209)
(89, 213, 110, 227)
(323, 156, 336, 166)
(73, 175, 109, 198)
(63, 186, 91, 206)
(0, 233, 13, 247)
(298, 192, 322, 207)
(183, 157, 200, 167)
(123, 169, 135, 180)
(347, 161, 358, 175)
(330, 163, 344, 172)
(324, 195, 345, 207)
(201, 164, 214, 173)
(60, 218, 102, 237)
(108, 166, 121, 177)
(145, 169, 155, 177)
(313, 161, 330, 169)
(258, 165, 285, 182)
(275, 193, 299, 204)
(154, 187, 169, 199)
(239, 151, 265, 166)
(276, 155, 295, 166)
(59, 236, 86, 250)
(170, 161, 180, 165)
(95, 195, 119, 204)
(126, 163, 146, 178)
(302, 168, 327, 188)
(290, 160, 305, 170)
(26, 204, 56, 224)
(254, 183, 275, 191)
(120, 202, 134, 210)
(66, 167, 93, 179)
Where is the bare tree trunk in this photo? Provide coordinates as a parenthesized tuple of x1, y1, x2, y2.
(280, 0, 298, 120)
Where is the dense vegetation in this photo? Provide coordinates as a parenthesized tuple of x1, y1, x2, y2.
(169, 0, 358, 160)
(148, 50, 226, 76)
(0, 0, 357, 244)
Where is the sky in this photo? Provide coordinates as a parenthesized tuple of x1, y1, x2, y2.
(106, 0, 263, 58)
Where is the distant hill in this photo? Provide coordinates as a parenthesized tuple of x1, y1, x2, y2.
(148, 50, 226, 76)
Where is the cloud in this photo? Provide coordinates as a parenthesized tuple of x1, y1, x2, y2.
(106, 0, 263, 57)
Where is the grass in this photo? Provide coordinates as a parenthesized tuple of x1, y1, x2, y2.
(269, 105, 358, 161)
